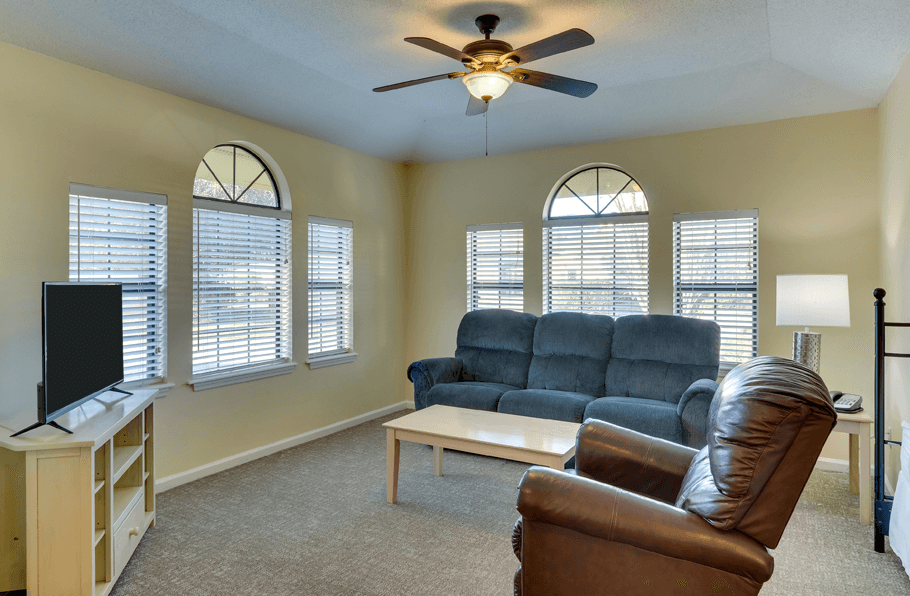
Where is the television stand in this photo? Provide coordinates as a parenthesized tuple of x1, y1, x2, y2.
(109, 386, 133, 397)
(10, 419, 73, 438)
(0, 389, 157, 594)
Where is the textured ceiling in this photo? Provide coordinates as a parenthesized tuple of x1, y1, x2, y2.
(1, 0, 909, 163)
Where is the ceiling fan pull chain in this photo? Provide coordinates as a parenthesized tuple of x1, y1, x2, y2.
(485, 108, 488, 157)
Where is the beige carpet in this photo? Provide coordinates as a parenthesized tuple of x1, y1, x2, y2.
(104, 412, 910, 595)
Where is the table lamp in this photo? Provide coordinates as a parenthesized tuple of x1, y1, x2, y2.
(776, 275, 850, 372)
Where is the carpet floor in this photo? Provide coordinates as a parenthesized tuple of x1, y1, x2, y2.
(106, 412, 910, 595)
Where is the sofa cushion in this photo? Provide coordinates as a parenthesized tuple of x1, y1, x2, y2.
(605, 315, 720, 402)
(584, 396, 683, 444)
(527, 312, 613, 397)
(425, 382, 518, 411)
(455, 309, 538, 388)
(498, 389, 597, 423)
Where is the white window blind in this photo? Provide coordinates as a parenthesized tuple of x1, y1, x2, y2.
(466, 223, 523, 312)
(69, 184, 168, 383)
(193, 204, 291, 375)
(308, 217, 353, 358)
(673, 210, 758, 366)
(543, 216, 649, 316)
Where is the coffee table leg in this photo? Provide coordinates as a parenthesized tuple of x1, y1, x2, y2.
(387, 429, 400, 504)
(433, 446, 443, 476)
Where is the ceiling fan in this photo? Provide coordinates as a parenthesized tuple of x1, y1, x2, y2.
(373, 15, 598, 116)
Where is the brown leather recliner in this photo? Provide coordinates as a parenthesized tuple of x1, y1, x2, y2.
(512, 356, 837, 596)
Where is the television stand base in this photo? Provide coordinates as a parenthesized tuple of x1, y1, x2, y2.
(10, 419, 73, 438)
(109, 386, 133, 397)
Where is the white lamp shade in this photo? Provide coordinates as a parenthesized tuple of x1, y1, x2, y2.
(776, 274, 850, 327)
(463, 70, 513, 100)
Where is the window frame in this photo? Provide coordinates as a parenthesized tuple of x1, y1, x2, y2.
(672, 209, 759, 372)
(466, 222, 524, 312)
(69, 183, 169, 390)
(306, 216, 356, 369)
(542, 164, 650, 317)
(189, 144, 295, 391)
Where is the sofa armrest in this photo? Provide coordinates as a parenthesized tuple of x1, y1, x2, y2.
(677, 379, 719, 448)
(406, 357, 464, 410)
(575, 419, 697, 503)
(517, 467, 773, 584)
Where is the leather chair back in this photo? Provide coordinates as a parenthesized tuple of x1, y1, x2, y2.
(675, 356, 836, 548)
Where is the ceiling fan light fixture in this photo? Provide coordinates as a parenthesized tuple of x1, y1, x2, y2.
(463, 70, 512, 101)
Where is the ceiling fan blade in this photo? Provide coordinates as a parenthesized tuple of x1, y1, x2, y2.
(373, 72, 462, 92)
(510, 68, 597, 98)
(405, 37, 477, 64)
(466, 95, 489, 117)
(502, 29, 594, 65)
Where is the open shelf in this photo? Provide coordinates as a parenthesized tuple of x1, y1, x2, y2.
(94, 480, 104, 494)
(112, 486, 143, 529)
(93, 530, 105, 547)
(112, 445, 142, 482)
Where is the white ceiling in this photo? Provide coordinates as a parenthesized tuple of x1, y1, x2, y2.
(2, 0, 909, 163)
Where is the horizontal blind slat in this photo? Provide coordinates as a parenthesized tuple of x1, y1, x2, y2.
(70, 194, 167, 382)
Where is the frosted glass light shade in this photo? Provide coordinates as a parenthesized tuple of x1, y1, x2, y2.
(463, 70, 513, 100)
(776, 275, 850, 327)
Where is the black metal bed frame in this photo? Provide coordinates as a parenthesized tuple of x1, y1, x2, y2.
(873, 288, 905, 553)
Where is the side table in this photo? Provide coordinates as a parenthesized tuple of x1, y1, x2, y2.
(832, 410, 874, 525)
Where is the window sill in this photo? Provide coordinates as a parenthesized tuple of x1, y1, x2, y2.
(119, 380, 175, 399)
(188, 361, 298, 392)
(306, 352, 358, 369)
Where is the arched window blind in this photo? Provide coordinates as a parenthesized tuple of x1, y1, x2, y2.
(543, 166, 649, 316)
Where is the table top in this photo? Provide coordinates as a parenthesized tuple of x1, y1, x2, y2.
(0, 389, 156, 451)
(836, 410, 874, 424)
(384, 405, 581, 456)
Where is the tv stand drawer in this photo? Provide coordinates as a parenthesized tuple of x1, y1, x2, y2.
(114, 489, 146, 578)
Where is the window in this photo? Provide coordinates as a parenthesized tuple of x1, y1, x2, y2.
(307, 217, 355, 368)
(466, 223, 523, 312)
(673, 210, 758, 368)
(69, 183, 167, 384)
(543, 166, 649, 316)
(191, 144, 293, 388)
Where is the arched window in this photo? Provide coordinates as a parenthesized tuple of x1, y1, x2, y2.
(190, 143, 293, 388)
(542, 165, 649, 316)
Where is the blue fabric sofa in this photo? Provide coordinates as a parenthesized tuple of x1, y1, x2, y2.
(407, 310, 721, 448)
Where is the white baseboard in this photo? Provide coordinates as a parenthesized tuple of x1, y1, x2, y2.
(815, 457, 895, 494)
(815, 457, 849, 473)
(157, 399, 414, 493)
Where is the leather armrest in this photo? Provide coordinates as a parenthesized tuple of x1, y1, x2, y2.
(677, 379, 719, 448)
(517, 467, 773, 584)
(575, 419, 697, 503)
(406, 357, 464, 409)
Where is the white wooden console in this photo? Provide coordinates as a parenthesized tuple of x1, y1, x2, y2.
(0, 389, 156, 595)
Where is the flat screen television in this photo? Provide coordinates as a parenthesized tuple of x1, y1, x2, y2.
(11, 282, 126, 437)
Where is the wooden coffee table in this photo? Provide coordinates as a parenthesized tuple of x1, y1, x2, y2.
(383, 405, 581, 504)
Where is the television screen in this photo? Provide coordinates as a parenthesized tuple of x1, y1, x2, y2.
(43, 282, 124, 421)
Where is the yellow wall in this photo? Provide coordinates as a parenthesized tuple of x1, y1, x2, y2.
(0, 38, 885, 481)
(405, 110, 880, 461)
(0, 42, 410, 479)
(879, 49, 910, 484)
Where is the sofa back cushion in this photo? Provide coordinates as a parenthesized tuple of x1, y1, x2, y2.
(527, 312, 613, 396)
(604, 314, 720, 402)
(674, 356, 836, 548)
(455, 309, 538, 388)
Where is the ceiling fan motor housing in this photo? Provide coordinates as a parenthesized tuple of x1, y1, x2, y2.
(462, 39, 514, 63)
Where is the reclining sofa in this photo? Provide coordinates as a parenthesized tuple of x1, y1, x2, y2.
(407, 309, 721, 448)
